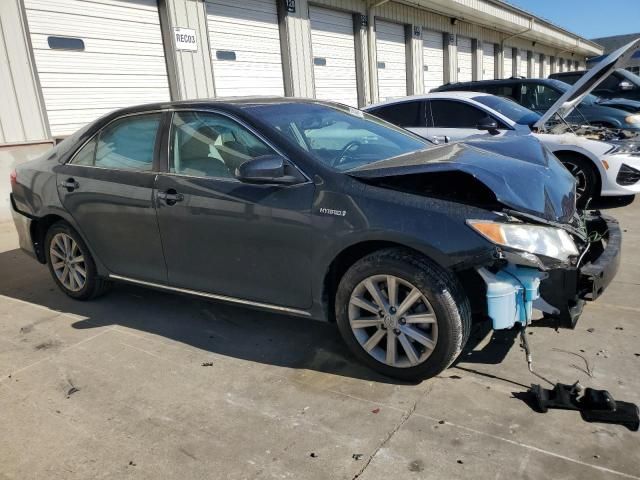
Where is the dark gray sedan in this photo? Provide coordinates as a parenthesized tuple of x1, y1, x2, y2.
(10, 98, 619, 380)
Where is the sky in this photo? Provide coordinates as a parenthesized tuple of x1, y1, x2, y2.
(504, 0, 640, 39)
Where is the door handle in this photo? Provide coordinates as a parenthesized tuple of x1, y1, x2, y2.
(59, 178, 79, 191)
(157, 189, 184, 205)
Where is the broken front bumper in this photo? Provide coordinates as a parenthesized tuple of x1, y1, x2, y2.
(539, 213, 621, 328)
(479, 213, 621, 330)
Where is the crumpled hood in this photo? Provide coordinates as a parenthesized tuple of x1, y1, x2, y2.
(347, 136, 577, 223)
(534, 38, 640, 129)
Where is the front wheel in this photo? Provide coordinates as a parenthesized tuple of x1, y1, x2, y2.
(45, 221, 110, 300)
(335, 248, 471, 381)
(558, 154, 599, 207)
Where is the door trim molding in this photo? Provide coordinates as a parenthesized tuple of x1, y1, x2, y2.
(108, 274, 312, 317)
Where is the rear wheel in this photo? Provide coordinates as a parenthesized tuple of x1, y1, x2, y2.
(557, 153, 599, 207)
(45, 222, 110, 300)
(335, 248, 471, 381)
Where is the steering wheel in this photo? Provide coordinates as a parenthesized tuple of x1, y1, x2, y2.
(331, 141, 362, 167)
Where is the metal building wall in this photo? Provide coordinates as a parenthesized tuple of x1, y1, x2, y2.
(2, 0, 600, 146)
(0, 0, 49, 144)
(159, 0, 215, 100)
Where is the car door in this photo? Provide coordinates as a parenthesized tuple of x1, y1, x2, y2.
(154, 110, 315, 309)
(426, 99, 503, 141)
(56, 112, 167, 283)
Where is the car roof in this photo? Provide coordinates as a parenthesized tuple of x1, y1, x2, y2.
(364, 91, 490, 109)
(104, 96, 345, 117)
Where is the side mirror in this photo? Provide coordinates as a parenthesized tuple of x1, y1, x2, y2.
(477, 116, 500, 135)
(619, 80, 634, 91)
(235, 155, 302, 185)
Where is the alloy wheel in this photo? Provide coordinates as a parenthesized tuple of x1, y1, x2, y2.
(348, 274, 438, 368)
(562, 160, 588, 201)
(49, 232, 87, 292)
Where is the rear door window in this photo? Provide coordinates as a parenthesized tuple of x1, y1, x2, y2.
(71, 114, 161, 171)
(368, 101, 425, 127)
(429, 100, 488, 128)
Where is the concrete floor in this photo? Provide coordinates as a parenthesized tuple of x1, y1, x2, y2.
(0, 147, 639, 479)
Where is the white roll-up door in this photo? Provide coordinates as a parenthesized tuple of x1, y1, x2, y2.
(376, 20, 407, 101)
(482, 42, 495, 80)
(309, 6, 358, 107)
(456, 36, 473, 82)
(206, 0, 284, 97)
(519, 49, 528, 77)
(24, 0, 170, 137)
(503, 47, 513, 78)
(422, 29, 444, 91)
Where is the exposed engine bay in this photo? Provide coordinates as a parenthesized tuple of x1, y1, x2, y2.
(547, 122, 640, 142)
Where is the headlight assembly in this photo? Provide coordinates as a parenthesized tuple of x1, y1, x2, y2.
(611, 142, 640, 156)
(624, 115, 640, 125)
(467, 220, 579, 262)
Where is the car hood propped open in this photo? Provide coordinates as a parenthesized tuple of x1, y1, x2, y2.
(347, 137, 577, 224)
(534, 38, 640, 130)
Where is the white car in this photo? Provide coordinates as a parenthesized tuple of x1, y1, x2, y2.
(364, 40, 640, 206)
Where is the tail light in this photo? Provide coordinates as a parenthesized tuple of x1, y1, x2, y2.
(10, 169, 17, 188)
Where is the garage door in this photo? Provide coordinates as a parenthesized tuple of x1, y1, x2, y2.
(482, 42, 495, 80)
(423, 29, 444, 91)
(503, 47, 513, 78)
(206, 0, 284, 97)
(456, 36, 473, 82)
(24, 0, 170, 137)
(519, 49, 528, 77)
(376, 20, 407, 101)
(309, 6, 358, 107)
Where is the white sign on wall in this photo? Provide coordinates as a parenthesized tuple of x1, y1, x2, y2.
(174, 27, 197, 52)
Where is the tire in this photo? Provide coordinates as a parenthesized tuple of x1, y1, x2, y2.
(335, 248, 471, 381)
(557, 153, 599, 208)
(44, 221, 110, 300)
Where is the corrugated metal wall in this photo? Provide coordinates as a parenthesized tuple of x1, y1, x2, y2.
(0, 0, 48, 144)
(1, 0, 599, 144)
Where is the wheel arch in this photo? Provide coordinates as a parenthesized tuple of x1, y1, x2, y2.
(321, 240, 448, 323)
(28, 210, 108, 276)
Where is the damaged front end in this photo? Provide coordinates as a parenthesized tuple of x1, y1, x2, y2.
(474, 211, 621, 330)
(347, 139, 621, 332)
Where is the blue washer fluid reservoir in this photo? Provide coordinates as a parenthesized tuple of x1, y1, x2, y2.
(478, 265, 548, 330)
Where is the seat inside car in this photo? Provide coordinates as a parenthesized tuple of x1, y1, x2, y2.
(176, 124, 233, 178)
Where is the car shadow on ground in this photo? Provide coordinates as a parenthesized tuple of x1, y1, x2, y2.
(0, 248, 425, 385)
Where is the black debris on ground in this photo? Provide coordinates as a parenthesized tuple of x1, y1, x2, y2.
(309, 452, 318, 458)
(448, 375, 462, 380)
(587, 328, 595, 333)
(128, 461, 136, 467)
(66, 387, 79, 398)
(352, 453, 363, 460)
(615, 327, 624, 331)
(201, 362, 214, 367)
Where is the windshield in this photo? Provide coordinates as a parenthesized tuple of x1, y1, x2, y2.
(472, 95, 541, 126)
(244, 103, 429, 170)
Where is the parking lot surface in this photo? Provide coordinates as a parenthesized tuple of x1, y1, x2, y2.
(0, 147, 639, 479)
